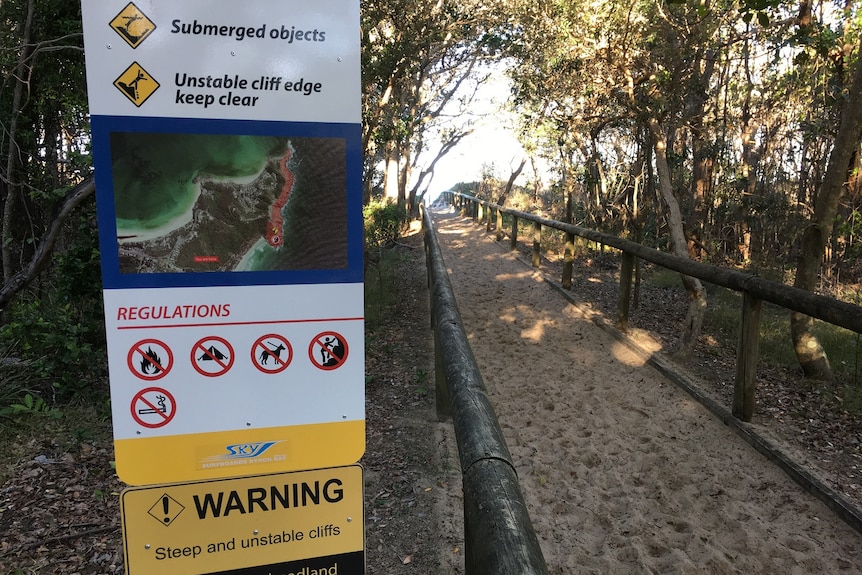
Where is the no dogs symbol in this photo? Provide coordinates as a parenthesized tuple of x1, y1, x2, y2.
(252, 334, 293, 374)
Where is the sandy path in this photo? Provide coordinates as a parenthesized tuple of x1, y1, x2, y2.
(431, 208, 862, 574)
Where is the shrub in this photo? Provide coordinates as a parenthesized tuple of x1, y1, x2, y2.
(363, 199, 407, 250)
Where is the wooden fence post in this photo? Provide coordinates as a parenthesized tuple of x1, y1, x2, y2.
(510, 215, 519, 251)
(497, 210, 504, 241)
(472, 199, 479, 222)
(532, 222, 542, 268)
(486, 205, 493, 232)
(616, 252, 635, 332)
(562, 231, 575, 289)
(733, 292, 762, 422)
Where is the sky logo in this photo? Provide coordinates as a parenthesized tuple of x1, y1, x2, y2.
(223, 441, 280, 459)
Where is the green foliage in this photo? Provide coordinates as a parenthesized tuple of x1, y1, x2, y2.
(7, 393, 62, 419)
(0, 297, 104, 399)
(364, 199, 407, 249)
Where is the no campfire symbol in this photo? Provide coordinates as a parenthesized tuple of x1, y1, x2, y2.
(191, 336, 235, 377)
(252, 334, 293, 374)
(127, 339, 173, 381)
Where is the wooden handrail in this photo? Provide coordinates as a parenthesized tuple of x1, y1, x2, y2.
(422, 204, 550, 575)
(448, 191, 862, 423)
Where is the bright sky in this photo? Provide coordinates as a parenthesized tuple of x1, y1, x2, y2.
(417, 67, 537, 202)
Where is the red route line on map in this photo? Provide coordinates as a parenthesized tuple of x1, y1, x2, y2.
(266, 147, 294, 247)
(116, 316, 363, 330)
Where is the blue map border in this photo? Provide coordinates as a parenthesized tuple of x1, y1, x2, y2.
(91, 115, 363, 290)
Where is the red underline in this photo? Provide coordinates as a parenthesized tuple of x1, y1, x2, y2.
(117, 316, 364, 330)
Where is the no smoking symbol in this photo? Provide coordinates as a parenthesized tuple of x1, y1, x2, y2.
(131, 387, 176, 429)
(127, 339, 173, 381)
(252, 334, 293, 374)
(308, 331, 348, 371)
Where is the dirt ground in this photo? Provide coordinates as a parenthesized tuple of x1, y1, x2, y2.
(430, 206, 862, 573)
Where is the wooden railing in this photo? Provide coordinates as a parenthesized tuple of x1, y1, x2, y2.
(422, 204, 550, 575)
(448, 191, 862, 423)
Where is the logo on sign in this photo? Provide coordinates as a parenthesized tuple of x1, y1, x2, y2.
(109, 2, 156, 49)
(199, 441, 284, 468)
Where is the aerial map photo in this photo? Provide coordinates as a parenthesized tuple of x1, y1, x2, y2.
(110, 132, 348, 274)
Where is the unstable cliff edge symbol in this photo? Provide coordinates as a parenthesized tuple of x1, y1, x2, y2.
(109, 2, 156, 49)
(113, 62, 160, 107)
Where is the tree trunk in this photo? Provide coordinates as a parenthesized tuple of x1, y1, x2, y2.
(0, 177, 95, 310)
(495, 158, 526, 207)
(649, 117, 707, 360)
(791, 44, 862, 382)
(2, 0, 35, 281)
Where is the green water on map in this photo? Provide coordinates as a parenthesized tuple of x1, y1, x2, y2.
(110, 132, 284, 231)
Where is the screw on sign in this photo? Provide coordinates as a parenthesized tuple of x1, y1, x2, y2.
(191, 336, 235, 377)
(127, 339, 173, 381)
(308, 331, 349, 371)
(252, 334, 293, 374)
(131, 387, 176, 429)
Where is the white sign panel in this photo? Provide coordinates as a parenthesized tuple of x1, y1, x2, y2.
(82, 0, 360, 123)
(82, 0, 364, 486)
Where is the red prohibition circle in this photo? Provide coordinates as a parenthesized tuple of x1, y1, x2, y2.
(308, 331, 349, 371)
(127, 339, 173, 381)
(191, 336, 235, 377)
(131, 387, 176, 428)
(251, 334, 293, 374)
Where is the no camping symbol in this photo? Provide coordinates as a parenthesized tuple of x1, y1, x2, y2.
(252, 334, 293, 374)
(127, 339, 173, 381)
(191, 336, 235, 377)
(308, 331, 349, 371)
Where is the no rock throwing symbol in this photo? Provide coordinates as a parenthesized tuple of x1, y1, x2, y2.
(131, 387, 176, 428)
(191, 336, 235, 377)
(127, 339, 173, 381)
(308, 331, 348, 371)
(252, 334, 293, 374)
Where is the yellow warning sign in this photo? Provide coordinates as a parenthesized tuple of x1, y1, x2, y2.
(109, 2, 156, 49)
(114, 62, 160, 107)
(121, 466, 365, 575)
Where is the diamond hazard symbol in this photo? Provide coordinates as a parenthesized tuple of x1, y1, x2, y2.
(114, 62, 159, 107)
(147, 493, 184, 527)
(109, 2, 156, 49)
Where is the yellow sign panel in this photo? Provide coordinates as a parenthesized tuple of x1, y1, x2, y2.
(114, 62, 160, 107)
(121, 466, 364, 575)
(115, 420, 364, 486)
(109, 2, 156, 49)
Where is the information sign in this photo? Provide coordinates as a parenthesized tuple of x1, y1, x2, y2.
(81, 0, 364, 486)
(121, 466, 364, 575)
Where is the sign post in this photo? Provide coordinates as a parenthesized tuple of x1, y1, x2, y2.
(81, 0, 364, 487)
(81, 1, 366, 572)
